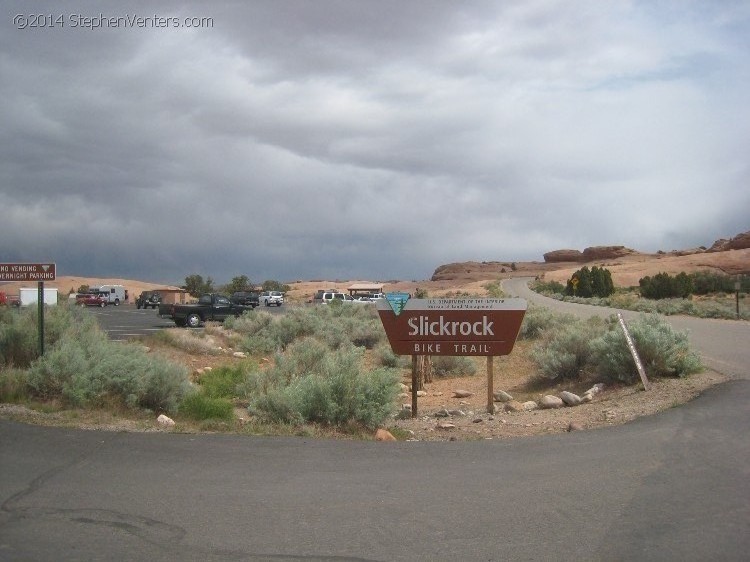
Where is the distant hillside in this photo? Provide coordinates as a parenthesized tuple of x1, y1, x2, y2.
(431, 231, 750, 285)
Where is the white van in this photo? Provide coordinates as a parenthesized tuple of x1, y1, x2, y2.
(90, 284, 128, 306)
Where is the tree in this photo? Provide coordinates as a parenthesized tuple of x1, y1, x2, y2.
(183, 274, 214, 297)
(222, 275, 253, 295)
(77, 284, 89, 294)
(261, 280, 291, 293)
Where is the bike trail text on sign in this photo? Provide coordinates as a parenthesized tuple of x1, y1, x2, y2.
(0, 263, 56, 282)
(376, 295, 527, 356)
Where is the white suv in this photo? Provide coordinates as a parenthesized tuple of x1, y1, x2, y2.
(259, 291, 284, 306)
(321, 292, 354, 304)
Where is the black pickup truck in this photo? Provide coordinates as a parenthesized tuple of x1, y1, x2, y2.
(159, 293, 253, 327)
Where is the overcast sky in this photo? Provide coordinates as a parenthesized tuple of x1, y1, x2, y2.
(1, 1, 748, 285)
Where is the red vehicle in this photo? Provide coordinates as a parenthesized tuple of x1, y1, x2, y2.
(76, 293, 108, 307)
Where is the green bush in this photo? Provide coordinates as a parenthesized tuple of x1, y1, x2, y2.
(25, 321, 190, 413)
(229, 304, 385, 354)
(591, 314, 702, 384)
(431, 355, 477, 377)
(199, 362, 257, 399)
(178, 392, 234, 421)
(247, 343, 400, 428)
(519, 306, 575, 340)
(373, 343, 408, 368)
(530, 317, 603, 380)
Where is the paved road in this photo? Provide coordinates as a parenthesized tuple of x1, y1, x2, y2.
(1, 283, 749, 560)
(503, 277, 750, 380)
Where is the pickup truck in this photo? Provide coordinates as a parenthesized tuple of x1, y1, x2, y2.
(159, 293, 253, 327)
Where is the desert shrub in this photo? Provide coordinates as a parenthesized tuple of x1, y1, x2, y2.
(533, 280, 566, 296)
(0, 367, 28, 402)
(26, 324, 190, 413)
(373, 343, 409, 368)
(431, 355, 477, 377)
(178, 392, 234, 421)
(519, 306, 574, 340)
(591, 314, 702, 384)
(530, 318, 603, 380)
(483, 281, 505, 298)
(247, 343, 399, 428)
(0, 315, 38, 368)
(0, 305, 96, 368)
(233, 304, 384, 354)
(150, 328, 223, 355)
(640, 272, 693, 299)
(199, 362, 257, 399)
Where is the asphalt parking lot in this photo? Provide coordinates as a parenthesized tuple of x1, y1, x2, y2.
(87, 302, 285, 340)
(84, 303, 176, 341)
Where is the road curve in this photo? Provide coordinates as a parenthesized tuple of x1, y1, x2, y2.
(1, 280, 749, 561)
(503, 277, 750, 380)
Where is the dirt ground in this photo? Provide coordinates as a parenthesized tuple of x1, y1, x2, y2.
(388, 367, 728, 441)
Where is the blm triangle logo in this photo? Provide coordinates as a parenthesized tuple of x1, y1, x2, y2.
(385, 292, 410, 315)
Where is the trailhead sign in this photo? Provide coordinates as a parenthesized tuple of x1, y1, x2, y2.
(376, 296, 527, 356)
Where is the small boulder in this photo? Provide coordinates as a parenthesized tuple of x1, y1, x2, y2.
(522, 401, 539, 411)
(567, 421, 584, 432)
(157, 414, 175, 427)
(232, 351, 247, 358)
(416, 390, 428, 397)
(436, 422, 456, 430)
(540, 395, 565, 409)
(503, 400, 524, 413)
(453, 389, 474, 398)
(375, 429, 397, 441)
(493, 390, 514, 403)
(559, 391, 582, 406)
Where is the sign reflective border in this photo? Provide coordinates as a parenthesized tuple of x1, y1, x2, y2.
(0, 263, 56, 282)
(376, 297, 527, 356)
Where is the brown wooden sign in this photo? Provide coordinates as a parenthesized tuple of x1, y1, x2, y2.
(376, 297, 526, 356)
(0, 263, 56, 282)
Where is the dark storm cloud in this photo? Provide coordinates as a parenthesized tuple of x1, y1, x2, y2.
(1, 0, 748, 285)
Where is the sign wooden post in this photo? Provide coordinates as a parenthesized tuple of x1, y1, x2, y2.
(487, 356, 494, 413)
(411, 355, 418, 417)
(617, 313, 649, 391)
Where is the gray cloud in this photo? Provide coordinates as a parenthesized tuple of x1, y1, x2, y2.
(1, 0, 748, 286)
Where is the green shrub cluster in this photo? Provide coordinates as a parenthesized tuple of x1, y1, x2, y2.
(225, 304, 385, 354)
(244, 339, 400, 428)
(639, 271, 747, 299)
(565, 266, 615, 298)
(530, 313, 701, 383)
(178, 393, 234, 421)
(639, 272, 693, 299)
(0, 305, 191, 413)
(431, 355, 477, 377)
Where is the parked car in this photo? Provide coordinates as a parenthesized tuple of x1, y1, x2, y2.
(230, 291, 260, 308)
(160, 293, 253, 328)
(136, 291, 162, 309)
(311, 289, 339, 304)
(76, 293, 108, 307)
(259, 291, 284, 306)
(319, 292, 354, 304)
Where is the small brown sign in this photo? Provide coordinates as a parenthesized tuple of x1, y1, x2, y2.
(0, 263, 56, 282)
(376, 297, 526, 356)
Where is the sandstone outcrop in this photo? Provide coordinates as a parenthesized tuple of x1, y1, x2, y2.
(708, 231, 750, 252)
(543, 249, 583, 263)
